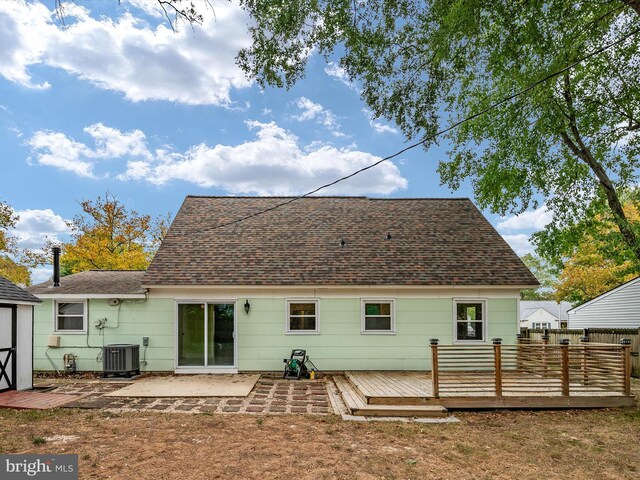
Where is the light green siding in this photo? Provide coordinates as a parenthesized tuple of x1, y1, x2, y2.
(33, 296, 518, 372)
(34, 298, 174, 372)
(238, 298, 517, 371)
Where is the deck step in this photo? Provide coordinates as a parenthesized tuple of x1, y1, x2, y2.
(334, 375, 448, 417)
(342, 371, 371, 404)
(344, 371, 434, 406)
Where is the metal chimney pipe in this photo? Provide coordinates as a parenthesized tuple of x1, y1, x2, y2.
(52, 246, 61, 287)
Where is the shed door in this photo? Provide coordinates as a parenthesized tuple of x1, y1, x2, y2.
(0, 306, 15, 392)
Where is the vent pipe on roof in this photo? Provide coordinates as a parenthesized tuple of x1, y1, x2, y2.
(52, 246, 61, 287)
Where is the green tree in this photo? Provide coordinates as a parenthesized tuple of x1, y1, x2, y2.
(42, 194, 170, 274)
(554, 196, 640, 304)
(0, 201, 31, 286)
(235, 0, 640, 265)
(520, 254, 559, 301)
(0, 201, 18, 253)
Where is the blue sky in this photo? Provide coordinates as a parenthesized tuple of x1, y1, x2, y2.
(0, 0, 548, 283)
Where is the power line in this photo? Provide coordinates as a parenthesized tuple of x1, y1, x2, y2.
(204, 24, 640, 232)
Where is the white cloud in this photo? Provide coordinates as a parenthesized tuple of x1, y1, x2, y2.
(82, 123, 150, 159)
(363, 109, 398, 135)
(11, 208, 71, 249)
(28, 123, 151, 177)
(501, 234, 535, 256)
(119, 120, 408, 195)
(294, 97, 325, 122)
(27, 130, 96, 177)
(0, 1, 251, 105)
(0, 1, 51, 89)
(325, 62, 359, 91)
(29, 120, 407, 195)
(123, 0, 164, 18)
(497, 206, 553, 232)
(293, 97, 341, 132)
(370, 122, 398, 135)
(30, 266, 52, 285)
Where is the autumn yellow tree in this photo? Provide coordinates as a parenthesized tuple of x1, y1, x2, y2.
(556, 201, 640, 305)
(0, 201, 31, 286)
(58, 194, 170, 274)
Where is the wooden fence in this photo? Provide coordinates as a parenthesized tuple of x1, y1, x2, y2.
(521, 327, 640, 376)
(429, 339, 633, 405)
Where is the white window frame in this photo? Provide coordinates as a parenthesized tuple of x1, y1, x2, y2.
(532, 322, 551, 330)
(173, 299, 238, 373)
(453, 298, 487, 343)
(285, 299, 320, 334)
(53, 300, 87, 334)
(361, 299, 396, 334)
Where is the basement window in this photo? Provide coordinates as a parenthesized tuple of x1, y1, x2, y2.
(286, 300, 319, 334)
(55, 301, 87, 333)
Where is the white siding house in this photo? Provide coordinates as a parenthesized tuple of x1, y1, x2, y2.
(520, 301, 572, 329)
(567, 276, 640, 329)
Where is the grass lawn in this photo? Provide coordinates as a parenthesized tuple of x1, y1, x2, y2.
(1, 380, 638, 480)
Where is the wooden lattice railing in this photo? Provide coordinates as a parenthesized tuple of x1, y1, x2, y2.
(429, 339, 632, 399)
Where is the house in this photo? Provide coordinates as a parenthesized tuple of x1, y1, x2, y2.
(28, 196, 538, 373)
(0, 276, 41, 391)
(567, 276, 640, 329)
(519, 300, 572, 330)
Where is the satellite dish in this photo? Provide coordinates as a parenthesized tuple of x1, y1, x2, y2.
(107, 298, 121, 307)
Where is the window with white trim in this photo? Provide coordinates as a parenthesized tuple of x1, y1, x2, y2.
(454, 300, 486, 342)
(55, 301, 86, 332)
(286, 300, 319, 333)
(362, 300, 395, 333)
(532, 322, 551, 330)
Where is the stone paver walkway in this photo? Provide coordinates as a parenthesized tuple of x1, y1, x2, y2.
(47, 374, 331, 415)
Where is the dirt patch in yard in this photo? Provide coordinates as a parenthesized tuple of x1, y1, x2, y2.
(2, 399, 639, 479)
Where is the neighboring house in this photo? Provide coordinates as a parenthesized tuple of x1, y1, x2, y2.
(520, 301, 572, 330)
(28, 196, 538, 373)
(567, 276, 640, 329)
(0, 276, 41, 392)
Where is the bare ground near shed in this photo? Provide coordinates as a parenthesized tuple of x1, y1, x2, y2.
(1, 379, 638, 480)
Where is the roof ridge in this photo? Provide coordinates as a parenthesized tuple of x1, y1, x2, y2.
(185, 195, 471, 201)
(85, 270, 147, 272)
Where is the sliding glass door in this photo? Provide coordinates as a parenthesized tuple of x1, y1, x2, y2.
(177, 302, 235, 368)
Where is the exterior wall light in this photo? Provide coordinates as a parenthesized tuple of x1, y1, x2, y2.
(244, 299, 251, 314)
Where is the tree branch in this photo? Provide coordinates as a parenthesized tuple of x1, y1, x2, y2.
(560, 73, 640, 261)
(624, 0, 640, 16)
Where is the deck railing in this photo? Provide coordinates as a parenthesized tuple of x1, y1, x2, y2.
(429, 338, 632, 399)
(521, 328, 639, 377)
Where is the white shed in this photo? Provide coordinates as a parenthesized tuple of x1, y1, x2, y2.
(0, 276, 41, 392)
(567, 276, 640, 329)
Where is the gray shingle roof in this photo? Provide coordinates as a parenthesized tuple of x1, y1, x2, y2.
(0, 276, 41, 304)
(27, 270, 146, 296)
(143, 196, 539, 287)
(520, 301, 573, 320)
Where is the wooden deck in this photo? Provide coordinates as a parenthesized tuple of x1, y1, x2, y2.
(333, 375, 447, 417)
(344, 371, 433, 405)
(335, 371, 636, 411)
